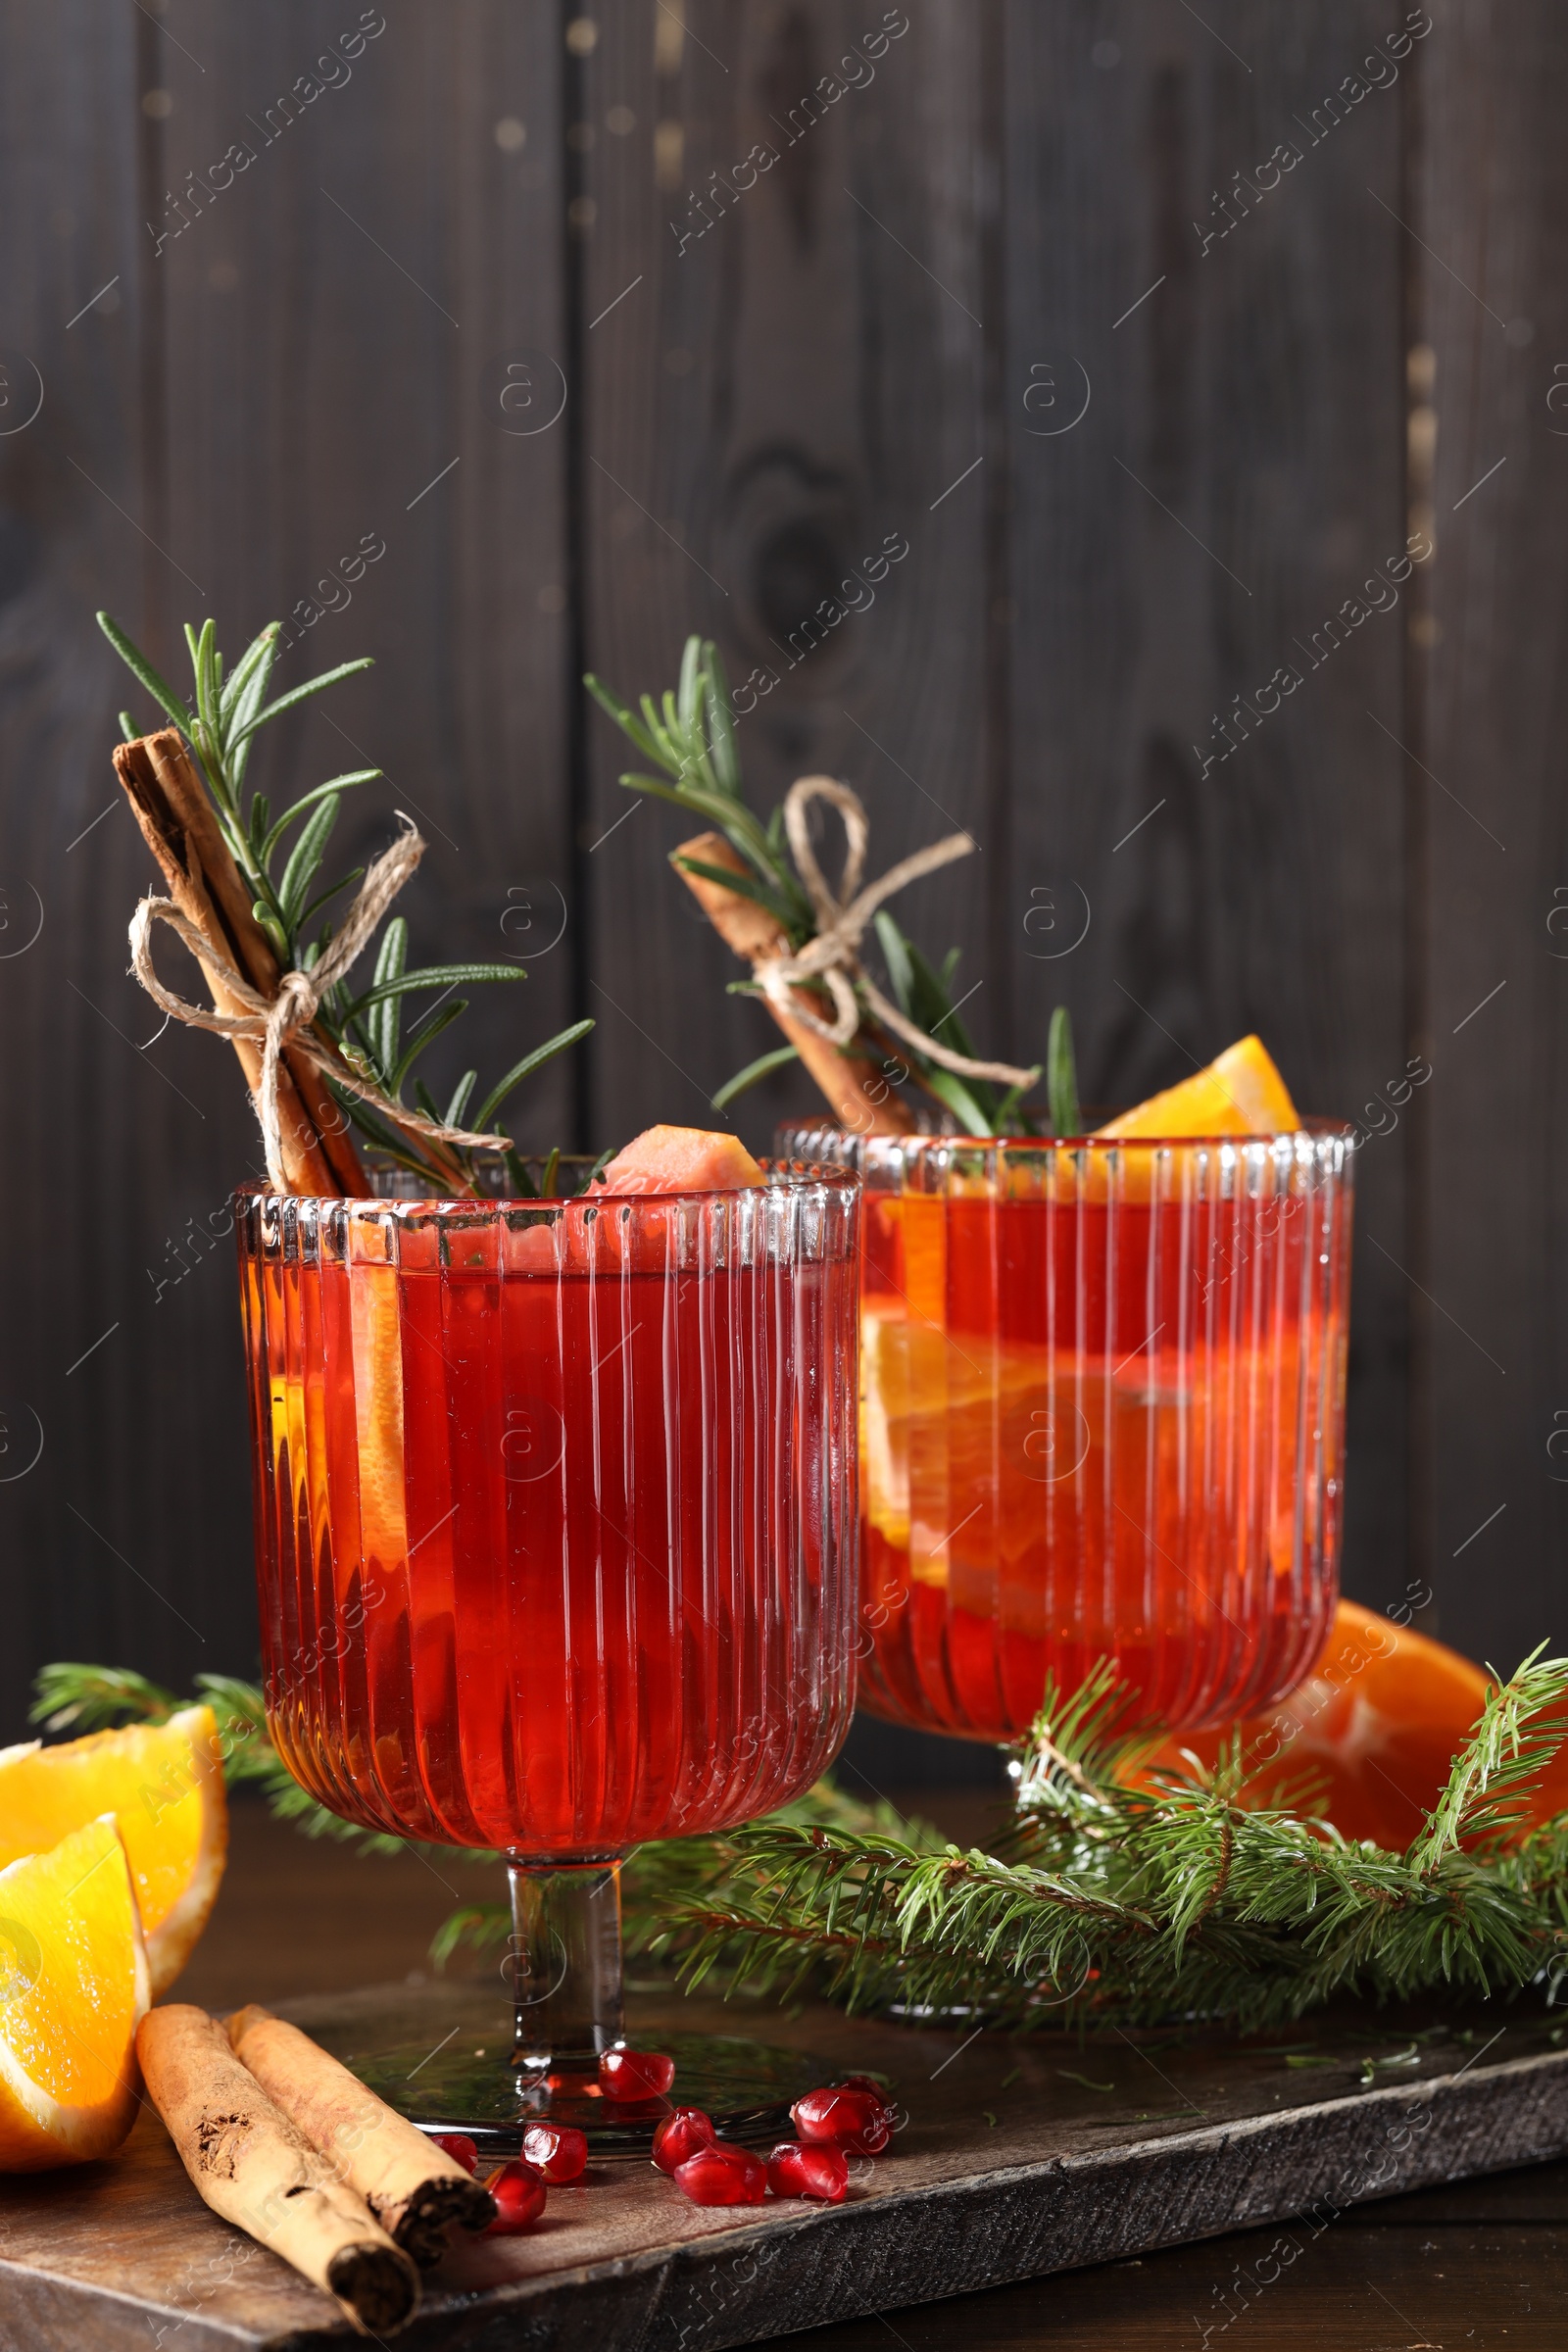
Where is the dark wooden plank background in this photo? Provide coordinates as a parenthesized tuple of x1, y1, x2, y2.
(0, 0, 1554, 1769)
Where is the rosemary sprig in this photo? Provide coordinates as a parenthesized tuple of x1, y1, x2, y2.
(586, 636, 1076, 1136)
(38, 1647, 1568, 2034)
(100, 612, 591, 1184)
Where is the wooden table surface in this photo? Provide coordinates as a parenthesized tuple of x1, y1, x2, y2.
(160, 1798, 1568, 2352)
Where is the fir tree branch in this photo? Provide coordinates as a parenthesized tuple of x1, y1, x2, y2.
(36, 1650, 1568, 2034)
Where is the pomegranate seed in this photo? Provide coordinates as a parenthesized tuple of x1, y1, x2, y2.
(841, 2075, 894, 2113)
(519, 2123, 588, 2183)
(765, 2140, 849, 2202)
(652, 2107, 717, 2175)
(599, 2046, 676, 2100)
(429, 2131, 479, 2175)
(672, 2144, 767, 2207)
(790, 2084, 892, 2155)
(483, 2159, 548, 2234)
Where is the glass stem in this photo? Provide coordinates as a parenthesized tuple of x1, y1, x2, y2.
(507, 1855, 624, 2077)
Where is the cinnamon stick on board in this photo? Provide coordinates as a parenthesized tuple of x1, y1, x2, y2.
(673, 830, 916, 1137)
(228, 2006, 494, 2266)
(113, 727, 365, 1196)
(137, 2006, 419, 2334)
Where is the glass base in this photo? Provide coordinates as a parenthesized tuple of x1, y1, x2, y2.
(281, 1982, 829, 2155)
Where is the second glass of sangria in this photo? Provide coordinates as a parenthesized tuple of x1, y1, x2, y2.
(782, 1107, 1353, 1742)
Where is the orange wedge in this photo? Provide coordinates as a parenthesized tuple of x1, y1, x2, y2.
(0, 1818, 149, 2170)
(1142, 1599, 1568, 1849)
(0, 1707, 226, 1997)
(600, 1123, 764, 1192)
(1096, 1034, 1299, 1139)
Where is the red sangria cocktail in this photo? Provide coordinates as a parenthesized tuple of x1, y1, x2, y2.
(236, 1150, 859, 2141)
(785, 1075, 1353, 1741)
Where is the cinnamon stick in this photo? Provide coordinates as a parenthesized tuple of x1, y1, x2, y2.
(113, 728, 365, 1195)
(137, 2006, 419, 2334)
(227, 2006, 494, 2265)
(674, 831, 915, 1136)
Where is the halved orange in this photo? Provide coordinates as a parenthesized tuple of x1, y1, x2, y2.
(1096, 1034, 1299, 1139)
(0, 1818, 149, 2170)
(1142, 1599, 1568, 1848)
(0, 1707, 226, 1996)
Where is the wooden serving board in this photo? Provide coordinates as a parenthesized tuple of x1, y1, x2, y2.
(2, 1984, 1566, 2351)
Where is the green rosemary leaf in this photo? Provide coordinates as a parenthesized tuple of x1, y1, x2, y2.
(539, 1144, 562, 1198)
(670, 853, 796, 934)
(390, 999, 467, 1096)
(874, 910, 915, 1018)
(640, 691, 683, 771)
(277, 792, 341, 929)
(195, 617, 220, 739)
(583, 674, 666, 768)
(920, 1064, 996, 1137)
(332, 1087, 439, 1180)
(1048, 1006, 1080, 1138)
(118, 710, 137, 744)
(252, 900, 291, 964)
(227, 625, 282, 792)
(348, 963, 531, 1022)
(259, 771, 380, 869)
(444, 1070, 478, 1128)
(702, 641, 740, 796)
(96, 612, 194, 733)
(618, 772, 780, 884)
(368, 915, 408, 1081)
(470, 1018, 594, 1132)
(677, 632, 703, 736)
(227, 657, 375, 748)
(219, 621, 280, 724)
(247, 794, 270, 856)
(299, 868, 364, 936)
(711, 1045, 801, 1111)
(906, 935, 974, 1053)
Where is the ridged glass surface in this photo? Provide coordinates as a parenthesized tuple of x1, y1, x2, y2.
(780, 1125, 1353, 1740)
(235, 1170, 860, 1855)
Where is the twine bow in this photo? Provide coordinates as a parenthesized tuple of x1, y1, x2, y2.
(128, 816, 511, 1189)
(755, 776, 1038, 1091)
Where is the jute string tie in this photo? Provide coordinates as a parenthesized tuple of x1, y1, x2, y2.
(127, 816, 510, 1189)
(755, 776, 1038, 1091)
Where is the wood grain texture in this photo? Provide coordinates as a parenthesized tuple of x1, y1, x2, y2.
(0, 0, 1563, 1750)
(2, 1965, 1566, 2351)
(1410, 0, 1568, 1668)
(577, 1, 994, 1153)
(999, 0, 1413, 1614)
(0, 0, 572, 1731)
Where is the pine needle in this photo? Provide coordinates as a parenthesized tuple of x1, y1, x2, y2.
(37, 1646, 1568, 2035)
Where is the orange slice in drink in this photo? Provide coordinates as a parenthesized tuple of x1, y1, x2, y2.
(0, 1707, 226, 1998)
(0, 1818, 149, 2170)
(1096, 1034, 1299, 1138)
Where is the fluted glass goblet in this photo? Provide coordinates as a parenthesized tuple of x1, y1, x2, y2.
(235, 1161, 859, 2146)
